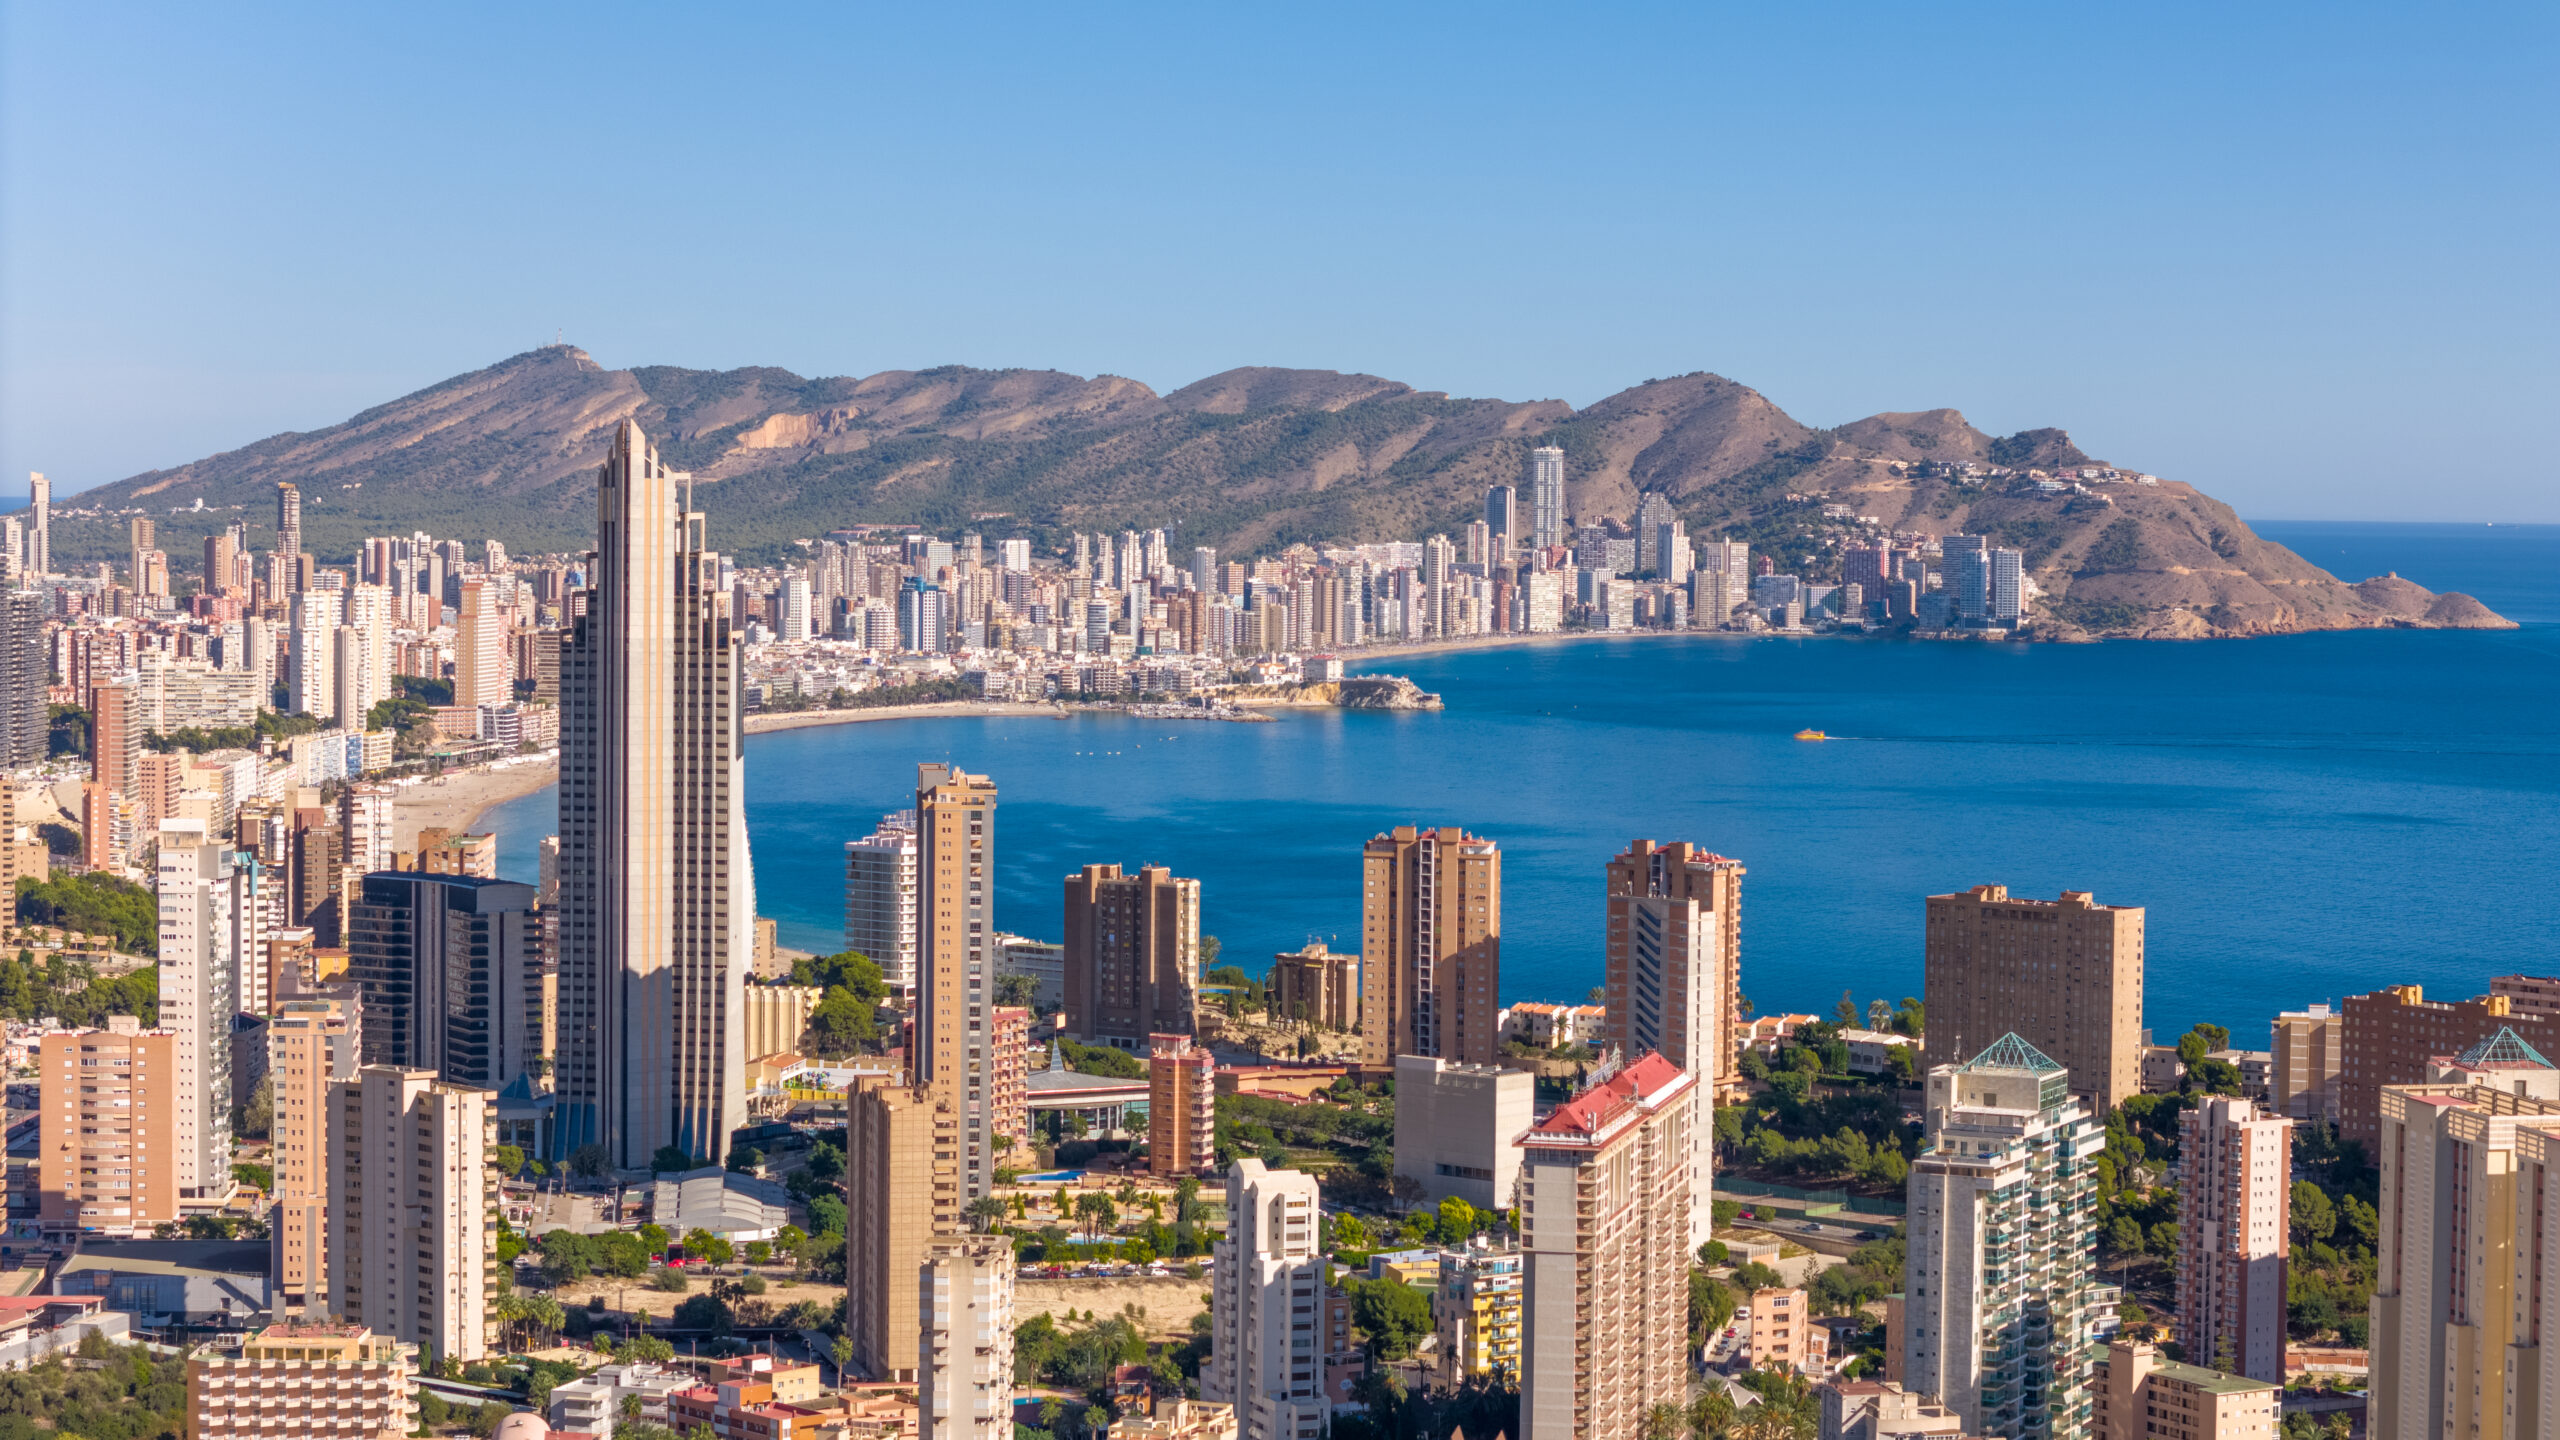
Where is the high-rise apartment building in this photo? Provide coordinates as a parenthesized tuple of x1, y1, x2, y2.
(338, 783, 396, 877)
(2174, 1096, 2290, 1382)
(1528, 447, 1565, 551)
(276, 482, 303, 564)
(1922, 885, 2143, 1114)
(1604, 838, 1743, 1098)
(2337, 982, 2560, 1151)
(1205, 1160, 1330, 1440)
(1484, 485, 1518, 556)
(1517, 1053, 1699, 1440)
(914, 764, 998, 1200)
(186, 1322, 417, 1440)
(268, 996, 356, 1315)
(917, 1236, 1014, 1440)
(331, 583, 393, 727)
(1900, 1035, 2104, 1440)
(25, 471, 48, 576)
(1692, 541, 1750, 625)
(1358, 826, 1501, 1067)
(91, 672, 140, 804)
(1147, 1034, 1216, 1177)
(1062, 863, 1199, 1050)
(554, 422, 753, 1174)
(0, 590, 45, 767)
(845, 1075, 953, 1382)
(2368, 1029, 2560, 1440)
(453, 579, 509, 710)
(38, 1016, 180, 1236)
(289, 588, 341, 719)
(158, 819, 248, 1199)
(327, 1066, 494, 1362)
(346, 873, 542, 1091)
(2269, 1002, 2344, 1124)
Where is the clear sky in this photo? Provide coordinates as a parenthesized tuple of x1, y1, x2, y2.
(2, 2, 2552, 519)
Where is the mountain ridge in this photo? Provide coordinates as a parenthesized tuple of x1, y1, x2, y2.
(39, 345, 2510, 639)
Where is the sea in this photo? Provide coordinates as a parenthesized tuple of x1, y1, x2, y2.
(482, 521, 2560, 1050)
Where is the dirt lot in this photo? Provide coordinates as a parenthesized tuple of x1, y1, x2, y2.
(1015, 1277, 1210, 1340)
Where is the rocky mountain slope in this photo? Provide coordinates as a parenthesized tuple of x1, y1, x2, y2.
(44, 345, 2507, 639)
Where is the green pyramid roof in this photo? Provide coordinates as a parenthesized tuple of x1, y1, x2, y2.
(1963, 1032, 2065, 1074)
(2456, 1026, 2555, 1069)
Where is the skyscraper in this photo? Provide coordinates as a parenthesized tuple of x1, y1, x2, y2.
(2268, 1001, 2344, 1123)
(1900, 1035, 2104, 1440)
(2174, 1096, 2291, 1382)
(1204, 1160, 1330, 1440)
(454, 578, 509, 710)
(1358, 826, 1501, 1066)
(917, 1236, 1014, 1440)
(1484, 485, 1517, 556)
(844, 811, 921, 994)
(1517, 1054, 1700, 1440)
(915, 763, 997, 1200)
(268, 995, 356, 1314)
(25, 472, 48, 577)
(204, 531, 239, 597)
(1061, 863, 1199, 1050)
(38, 1016, 180, 1235)
(327, 1066, 494, 1362)
(553, 421, 753, 1174)
(1604, 839, 1743, 1094)
(289, 588, 341, 719)
(779, 574, 813, 643)
(1528, 447, 1564, 550)
(1191, 546, 1216, 593)
(275, 482, 302, 566)
(1146, 1034, 1215, 1177)
(845, 1073, 951, 1382)
(1922, 885, 2143, 1114)
(2368, 1030, 2560, 1440)
(0, 590, 45, 767)
(158, 819, 246, 1199)
(346, 873, 541, 1091)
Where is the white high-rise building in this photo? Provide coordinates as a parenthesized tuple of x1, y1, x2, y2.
(779, 575, 813, 643)
(553, 422, 753, 1174)
(1190, 546, 1216, 593)
(998, 538, 1032, 572)
(1901, 1035, 2105, 1440)
(156, 819, 246, 1198)
(917, 1236, 1014, 1440)
(1528, 447, 1565, 550)
(844, 811, 920, 994)
(1205, 1160, 1329, 1440)
(25, 472, 48, 577)
(1693, 541, 1750, 626)
(340, 783, 397, 878)
(2174, 1095, 2291, 1382)
(290, 588, 342, 718)
(327, 1066, 494, 1362)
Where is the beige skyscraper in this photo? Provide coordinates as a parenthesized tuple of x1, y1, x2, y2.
(327, 1066, 494, 1362)
(129, 517, 155, 592)
(2368, 1029, 2560, 1440)
(25, 471, 48, 576)
(1517, 1054, 1701, 1440)
(915, 763, 997, 1200)
(554, 422, 752, 1174)
(2269, 1001, 2344, 1123)
(1359, 826, 1501, 1067)
(275, 481, 303, 564)
(2174, 1096, 2291, 1382)
(917, 1236, 1014, 1440)
(1603, 838, 1742, 1091)
(1204, 1160, 1330, 1440)
(269, 996, 357, 1314)
(454, 578, 509, 711)
(1922, 885, 2144, 1113)
(332, 583, 393, 728)
(1062, 862, 1199, 1050)
(845, 1074, 954, 1382)
(289, 587, 341, 719)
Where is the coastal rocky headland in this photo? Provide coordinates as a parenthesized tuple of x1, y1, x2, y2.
(46, 346, 2509, 640)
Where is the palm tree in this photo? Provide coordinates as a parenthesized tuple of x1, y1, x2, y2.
(1689, 1391, 1736, 1439)
(964, 1196, 1007, 1234)
(1642, 1401, 1685, 1440)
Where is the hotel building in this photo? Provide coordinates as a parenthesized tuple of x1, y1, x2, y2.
(1921, 886, 2143, 1113)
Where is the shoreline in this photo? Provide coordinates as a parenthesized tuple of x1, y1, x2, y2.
(392, 756, 564, 848)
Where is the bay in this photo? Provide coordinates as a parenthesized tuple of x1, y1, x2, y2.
(483, 524, 2560, 1050)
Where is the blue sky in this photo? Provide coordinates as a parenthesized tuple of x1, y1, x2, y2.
(3, 2, 2552, 519)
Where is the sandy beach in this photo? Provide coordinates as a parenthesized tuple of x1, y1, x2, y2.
(744, 700, 1067, 734)
(392, 755, 564, 847)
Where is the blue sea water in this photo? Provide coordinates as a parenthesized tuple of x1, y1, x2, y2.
(483, 523, 2560, 1050)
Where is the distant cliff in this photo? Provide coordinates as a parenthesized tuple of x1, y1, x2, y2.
(40, 346, 2507, 639)
(1223, 677, 1444, 710)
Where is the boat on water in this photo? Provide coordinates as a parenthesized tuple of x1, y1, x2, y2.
(1794, 729, 1828, 741)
